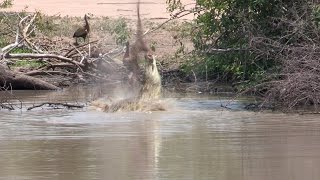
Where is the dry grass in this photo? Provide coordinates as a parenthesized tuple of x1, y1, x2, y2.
(35, 14, 193, 63)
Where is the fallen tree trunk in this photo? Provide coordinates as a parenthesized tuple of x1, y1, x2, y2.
(0, 64, 59, 90)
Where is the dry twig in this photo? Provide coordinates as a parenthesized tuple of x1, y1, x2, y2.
(27, 102, 84, 110)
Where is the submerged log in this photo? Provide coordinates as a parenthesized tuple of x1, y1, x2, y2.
(0, 64, 59, 90)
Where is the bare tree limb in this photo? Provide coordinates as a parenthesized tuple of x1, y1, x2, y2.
(4, 53, 84, 67)
(44, 63, 78, 70)
(0, 14, 31, 56)
(144, 7, 203, 36)
(21, 13, 45, 53)
(27, 102, 84, 110)
(24, 70, 76, 76)
(65, 40, 99, 57)
(205, 47, 248, 53)
(0, 103, 14, 110)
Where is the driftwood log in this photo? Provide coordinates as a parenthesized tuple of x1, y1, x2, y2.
(0, 64, 59, 90)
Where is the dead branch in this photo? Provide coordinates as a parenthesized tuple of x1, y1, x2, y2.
(21, 13, 44, 53)
(0, 14, 31, 56)
(1, 26, 20, 54)
(24, 70, 76, 76)
(43, 63, 78, 70)
(4, 53, 84, 67)
(0, 11, 145, 89)
(0, 83, 24, 109)
(144, 7, 204, 36)
(205, 47, 248, 53)
(27, 102, 84, 110)
(0, 103, 14, 110)
(248, 12, 320, 110)
(65, 40, 99, 57)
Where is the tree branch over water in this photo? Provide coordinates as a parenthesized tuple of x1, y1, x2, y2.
(27, 102, 84, 110)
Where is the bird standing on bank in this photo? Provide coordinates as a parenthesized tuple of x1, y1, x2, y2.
(73, 14, 90, 46)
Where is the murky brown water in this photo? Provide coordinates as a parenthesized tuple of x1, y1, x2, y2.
(1, 85, 320, 180)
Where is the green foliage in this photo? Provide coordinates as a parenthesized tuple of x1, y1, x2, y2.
(191, 0, 299, 49)
(35, 12, 58, 34)
(106, 17, 131, 45)
(167, 0, 315, 86)
(166, 21, 193, 38)
(312, 4, 320, 28)
(10, 47, 32, 53)
(165, 21, 194, 57)
(181, 51, 275, 84)
(166, 0, 183, 12)
(0, 11, 28, 46)
(12, 60, 45, 68)
(150, 41, 157, 52)
(0, 37, 6, 47)
(0, 0, 13, 8)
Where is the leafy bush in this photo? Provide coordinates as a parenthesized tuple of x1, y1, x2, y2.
(0, 0, 13, 8)
(168, 0, 320, 110)
(167, 0, 315, 84)
(105, 17, 131, 45)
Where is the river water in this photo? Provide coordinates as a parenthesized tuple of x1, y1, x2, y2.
(1, 85, 320, 180)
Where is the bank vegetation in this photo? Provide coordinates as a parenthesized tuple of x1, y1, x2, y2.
(166, 0, 320, 111)
(2, 0, 320, 112)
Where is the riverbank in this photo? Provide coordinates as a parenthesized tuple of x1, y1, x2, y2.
(4, 1, 319, 112)
(0, 8, 196, 85)
(4, 0, 195, 19)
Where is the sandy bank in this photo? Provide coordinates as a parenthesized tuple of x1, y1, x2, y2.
(6, 0, 195, 19)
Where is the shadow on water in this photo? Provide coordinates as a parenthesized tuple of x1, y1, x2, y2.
(1, 84, 320, 180)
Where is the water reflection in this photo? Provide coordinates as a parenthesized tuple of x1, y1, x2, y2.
(1, 86, 320, 180)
